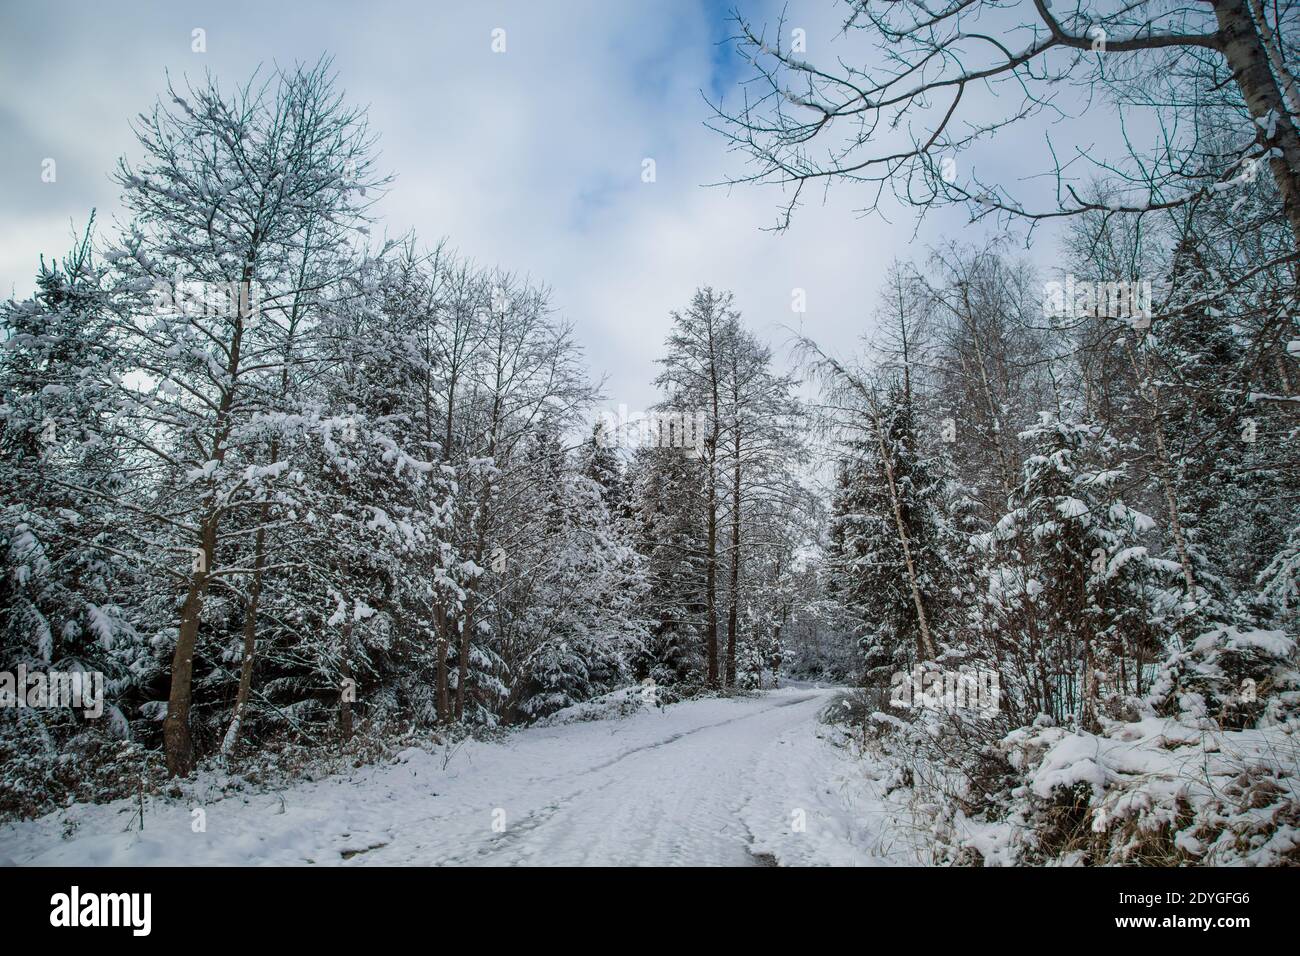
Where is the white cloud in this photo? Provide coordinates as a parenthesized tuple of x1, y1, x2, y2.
(0, 0, 1054, 412)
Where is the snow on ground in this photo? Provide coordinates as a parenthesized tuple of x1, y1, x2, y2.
(0, 684, 917, 866)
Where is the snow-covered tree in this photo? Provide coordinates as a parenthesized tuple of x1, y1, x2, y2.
(983, 410, 1178, 728)
(827, 382, 954, 680)
(99, 61, 385, 774)
(0, 218, 146, 742)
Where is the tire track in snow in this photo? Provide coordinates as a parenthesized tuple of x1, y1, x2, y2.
(382, 690, 832, 866)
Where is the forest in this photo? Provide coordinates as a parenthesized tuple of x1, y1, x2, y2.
(2, 0, 1298, 868)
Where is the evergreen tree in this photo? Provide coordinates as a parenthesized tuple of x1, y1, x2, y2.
(985, 409, 1177, 727)
(828, 382, 953, 682)
(0, 218, 146, 741)
(628, 445, 708, 685)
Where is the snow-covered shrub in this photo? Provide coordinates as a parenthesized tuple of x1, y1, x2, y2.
(1146, 626, 1300, 729)
(820, 688, 885, 729)
(978, 714, 1300, 865)
(925, 627, 1300, 866)
(0, 713, 163, 822)
(535, 685, 656, 726)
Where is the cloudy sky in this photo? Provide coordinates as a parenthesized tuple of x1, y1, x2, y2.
(1, 0, 1071, 415)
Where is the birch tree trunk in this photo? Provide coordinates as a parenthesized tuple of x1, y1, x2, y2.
(221, 512, 267, 756)
(870, 410, 937, 661)
(725, 444, 741, 687)
(1213, 0, 1300, 247)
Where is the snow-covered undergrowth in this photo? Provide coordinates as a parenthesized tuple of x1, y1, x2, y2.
(535, 681, 749, 726)
(978, 714, 1299, 865)
(535, 685, 653, 726)
(0, 712, 481, 825)
(846, 627, 1300, 866)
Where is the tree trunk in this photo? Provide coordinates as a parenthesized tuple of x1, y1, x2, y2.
(871, 411, 937, 660)
(1214, 0, 1300, 247)
(435, 605, 451, 723)
(725, 444, 741, 687)
(163, 519, 216, 777)
(1081, 627, 1099, 733)
(705, 473, 719, 685)
(458, 482, 494, 721)
(455, 607, 472, 722)
(771, 620, 783, 688)
(221, 510, 268, 757)
(339, 619, 355, 742)
(162, 259, 252, 777)
(1248, 0, 1300, 116)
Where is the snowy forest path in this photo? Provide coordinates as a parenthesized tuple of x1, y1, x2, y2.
(1, 685, 901, 866)
(381, 688, 829, 866)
